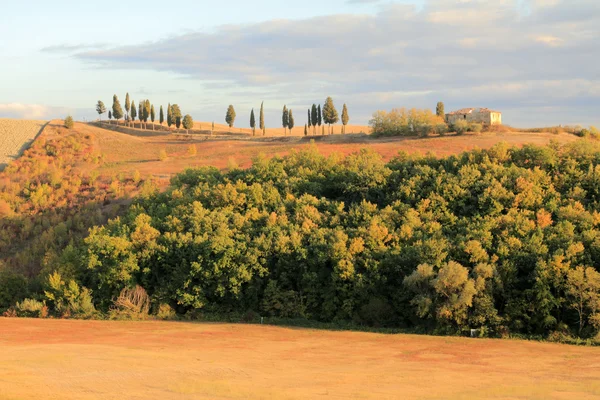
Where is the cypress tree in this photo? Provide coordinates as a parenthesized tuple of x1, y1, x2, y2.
(317, 104, 322, 129)
(138, 102, 143, 129)
(112, 95, 124, 124)
(341, 103, 349, 134)
(250, 108, 256, 136)
(288, 109, 294, 135)
(436, 101, 445, 121)
(108, 110, 112, 122)
(225, 105, 236, 130)
(322, 96, 339, 134)
(167, 103, 172, 128)
(143, 100, 151, 129)
(96, 100, 106, 121)
(282, 105, 289, 136)
(150, 105, 155, 130)
(159, 105, 164, 125)
(176, 116, 181, 129)
(125, 92, 130, 125)
(259, 101, 265, 136)
(304, 124, 308, 136)
(308, 109, 312, 135)
(212, 121, 215, 135)
(130, 101, 137, 124)
(311, 104, 318, 135)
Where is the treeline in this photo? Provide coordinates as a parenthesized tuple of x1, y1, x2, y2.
(4, 140, 600, 341)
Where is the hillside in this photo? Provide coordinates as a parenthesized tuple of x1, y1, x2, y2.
(1, 318, 599, 400)
(0, 119, 46, 170)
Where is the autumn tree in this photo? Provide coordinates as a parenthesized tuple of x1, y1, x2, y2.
(566, 266, 600, 335)
(288, 109, 294, 135)
(182, 114, 194, 134)
(322, 96, 339, 134)
(250, 108, 256, 136)
(112, 95, 124, 124)
(96, 100, 106, 121)
(282, 105, 289, 136)
(225, 105, 236, 131)
(341, 103, 349, 134)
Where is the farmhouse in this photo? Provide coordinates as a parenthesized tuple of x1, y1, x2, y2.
(446, 108, 502, 125)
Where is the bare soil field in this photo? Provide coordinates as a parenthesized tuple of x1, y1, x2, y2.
(0, 119, 46, 170)
(0, 318, 599, 400)
(80, 121, 577, 179)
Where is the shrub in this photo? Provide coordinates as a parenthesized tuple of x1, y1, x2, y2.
(369, 108, 446, 137)
(156, 303, 177, 320)
(470, 123, 483, 133)
(110, 285, 151, 320)
(434, 123, 449, 136)
(44, 272, 96, 318)
(15, 298, 47, 318)
(158, 149, 168, 161)
(452, 119, 469, 134)
(64, 116, 74, 129)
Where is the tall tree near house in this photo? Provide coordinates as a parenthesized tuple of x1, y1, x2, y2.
(311, 104, 318, 135)
(308, 109, 312, 135)
(182, 114, 194, 135)
(167, 103, 172, 128)
(259, 101, 265, 136)
(436, 102, 445, 121)
(225, 105, 236, 131)
(150, 105, 156, 130)
(130, 101, 137, 125)
(322, 96, 339, 135)
(125, 92, 130, 126)
(288, 109, 294, 135)
(159, 105, 164, 126)
(112, 95, 124, 125)
(317, 104, 322, 132)
(282, 105, 289, 136)
(96, 100, 106, 121)
(250, 108, 256, 136)
(341, 103, 349, 134)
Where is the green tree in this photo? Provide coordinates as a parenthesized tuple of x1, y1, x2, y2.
(167, 102, 172, 128)
(143, 100, 151, 129)
(322, 96, 339, 134)
(259, 101, 265, 136)
(182, 114, 194, 134)
(64, 115, 74, 129)
(170, 104, 182, 127)
(225, 105, 236, 131)
(311, 104, 318, 135)
(138, 102, 143, 129)
(288, 109, 294, 135)
(130, 101, 137, 124)
(436, 101, 445, 121)
(95, 100, 106, 121)
(304, 123, 308, 136)
(566, 266, 600, 335)
(307, 109, 312, 135)
(250, 108, 256, 136)
(150, 104, 156, 130)
(341, 103, 349, 134)
(125, 92, 130, 125)
(176, 116, 182, 129)
(159, 105, 164, 125)
(108, 110, 112, 122)
(317, 104, 322, 130)
(282, 105, 289, 136)
(112, 95, 124, 123)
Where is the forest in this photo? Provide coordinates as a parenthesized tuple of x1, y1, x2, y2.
(2, 133, 600, 341)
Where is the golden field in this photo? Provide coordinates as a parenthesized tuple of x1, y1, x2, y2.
(0, 119, 46, 170)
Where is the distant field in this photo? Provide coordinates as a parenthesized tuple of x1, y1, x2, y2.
(79, 121, 578, 179)
(0, 318, 599, 400)
(0, 119, 46, 170)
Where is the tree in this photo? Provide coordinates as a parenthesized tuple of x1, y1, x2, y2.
(182, 114, 194, 134)
(311, 104, 318, 135)
(282, 105, 289, 136)
(308, 109, 312, 135)
(143, 100, 151, 130)
(250, 108, 256, 136)
(176, 116, 181, 129)
(138, 102, 143, 129)
(566, 266, 600, 335)
(159, 105, 164, 125)
(112, 95, 124, 124)
(317, 104, 322, 130)
(150, 104, 156, 130)
(167, 103, 172, 128)
(259, 101, 265, 136)
(95, 100, 106, 121)
(322, 96, 339, 134)
(288, 109, 294, 135)
(341, 103, 349, 134)
(125, 93, 130, 125)
(130, 101, 137, 124)
(170, 104, 182, 130)
(64, 115, 74, 129)
(108, 110, 112, 122)
(304, 124, 308, 136)
(436, 101, 445, 121)
(212, 121, 215, 135)
(225, 105, 236, 131)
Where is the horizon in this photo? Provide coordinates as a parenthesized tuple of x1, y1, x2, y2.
(0, 0, 598, 128)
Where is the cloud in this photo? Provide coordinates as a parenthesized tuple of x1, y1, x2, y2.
(0, 103, 77, 120)
(41, 43, 108, 54)
(70, 0, 600, 127)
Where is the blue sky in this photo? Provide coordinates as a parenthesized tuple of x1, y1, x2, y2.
(0, 0, 598, 128)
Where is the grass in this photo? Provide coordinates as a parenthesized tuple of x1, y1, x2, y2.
(1, 318, 599, 399)
(0, 119, 46, 170)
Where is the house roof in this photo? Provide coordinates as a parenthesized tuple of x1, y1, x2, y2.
(447, 107, 501, 115)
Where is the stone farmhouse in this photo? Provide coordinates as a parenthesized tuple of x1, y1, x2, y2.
(446, 108, 502, 125)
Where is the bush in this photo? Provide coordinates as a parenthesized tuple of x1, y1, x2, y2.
(470, 123, 483, 133)
(64, 116, 74, 129)
(15, 298, 47, 318)
(434, 123, 449, 136)
(109, 285, 151, 320)
(156, 303, 177, 320)
(451, 119, 469, 134)
(44, 272, 96, 318)
(369, 108, 446, 137)
(158, 149, 168, 161)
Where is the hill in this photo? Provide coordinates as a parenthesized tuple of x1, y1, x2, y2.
(1, 318, 599, 400)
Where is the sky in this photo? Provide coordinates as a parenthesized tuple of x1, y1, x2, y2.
(0, 0, 598, 128)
